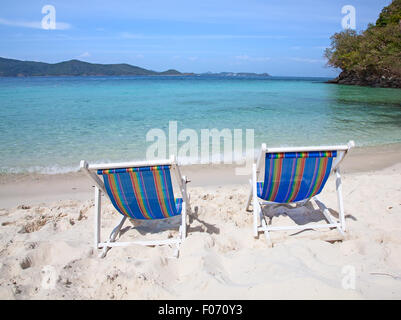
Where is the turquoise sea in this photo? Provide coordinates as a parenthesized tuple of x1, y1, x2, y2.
(0, 75, 401, 173)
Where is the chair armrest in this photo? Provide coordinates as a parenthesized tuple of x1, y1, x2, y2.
(182, 176, 191, 183)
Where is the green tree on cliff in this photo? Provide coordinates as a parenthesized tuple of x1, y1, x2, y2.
(325, 0, 401, 83)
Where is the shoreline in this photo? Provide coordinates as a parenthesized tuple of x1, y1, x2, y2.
(326, 79, 401, 89)
(1, 143, 401, 209)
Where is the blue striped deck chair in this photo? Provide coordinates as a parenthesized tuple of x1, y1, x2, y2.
(80, 156, 191, 258)
(246, 141, 355, 246)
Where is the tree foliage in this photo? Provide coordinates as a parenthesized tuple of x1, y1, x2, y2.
(325, 0, 401, 79)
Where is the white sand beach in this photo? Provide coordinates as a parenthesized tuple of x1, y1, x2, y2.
(0, 144, 401, 299)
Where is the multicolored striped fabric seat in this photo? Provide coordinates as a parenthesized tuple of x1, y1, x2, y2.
(257, 151, 337, 203)
(97, 165, 182, 220)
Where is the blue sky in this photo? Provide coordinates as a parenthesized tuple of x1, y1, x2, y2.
(0, 0, 392, 77)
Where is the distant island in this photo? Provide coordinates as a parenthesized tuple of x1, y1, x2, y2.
(0, 57, 270, 78)
(325, 0, 401, 88)
(198, 72, 270, 77)
(0, 57, 184, 77)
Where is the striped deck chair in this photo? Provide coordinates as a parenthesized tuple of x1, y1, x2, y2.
(246, 141, 355, 245)
(80, 156, 190, 258)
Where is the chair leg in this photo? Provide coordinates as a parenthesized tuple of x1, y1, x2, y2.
(335, 168, 346, 232)
(253, 200, 264, 239)
(261, 217, 272, 247)
(173, 226, 182, 259)
(181, 201, 187, 240)
(182, 176, 191, 216)
(252, 164, 260, 238)
(172, 202, 187, 259)
(313, 196, 345, 237)
(253, 205, 258, 238)
(257, 200, 273, 247)
(186, 192, 192, 216)
(99, 216, 127, 258)
(94, 186, 101, 251)
(246, 179, 253, 211)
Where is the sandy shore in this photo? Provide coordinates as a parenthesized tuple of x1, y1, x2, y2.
(1, 143, 401, 209)
(0, 144, 401, 299)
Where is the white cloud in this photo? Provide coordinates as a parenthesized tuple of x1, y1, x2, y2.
(78, 52, 90, 58)
(235, 55, 270, 62)
(235, 55, 250, 60)
(289, 57, 325, 63)
(120, 32, 144, 39)
(120, 32, 286, 40)
(0, 17, 71, 30)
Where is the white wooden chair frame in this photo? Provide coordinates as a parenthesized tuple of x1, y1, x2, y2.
(80, 156, 190, 258)
(246, 141, 355, 245)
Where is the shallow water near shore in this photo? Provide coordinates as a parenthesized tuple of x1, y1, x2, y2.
(0, 75, 401, 173)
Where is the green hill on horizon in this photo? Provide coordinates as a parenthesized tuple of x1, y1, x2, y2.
(0, 57, 183, 77)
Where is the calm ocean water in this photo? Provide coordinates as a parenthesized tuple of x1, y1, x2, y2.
(0, 75, 401, 173)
